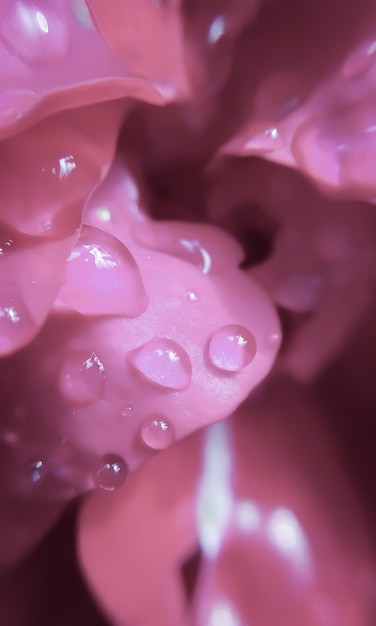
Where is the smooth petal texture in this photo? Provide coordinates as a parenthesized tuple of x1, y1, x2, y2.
(78, 380, 376, 626)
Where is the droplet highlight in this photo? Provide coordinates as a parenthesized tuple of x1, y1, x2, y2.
(185, 289, 200, 303)
(245, 126, 284, 153)
(59, 225, 148, 317)
(141, 414, 175, 450)
(0, 281, 36, 356)
(209, 325, 257, 372)
(120, 405, 133, 418)
(59, 351, 106, 406)
(26, 458, 47, 485)
(94, 454, 128, 491)
(128, 338, 192, 390)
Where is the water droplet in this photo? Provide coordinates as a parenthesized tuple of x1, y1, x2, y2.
(128, 338, 192, 390)
(0, 281, 36, 356)
(94, 454, 128, 491)
(0, 237, 14, 255)
(185, 289, 200, 303)
(120, 405, 133, 418)
(141, 414, 175, 450)
(59, 351, 106, 406)
(59, 225, 148, 317)
(134, 223, 213, 274)
(209, 325, 257, 372)
(245, 126, 284, 153)
(178, 238, 212, 273)
(26, 458, 47, 484)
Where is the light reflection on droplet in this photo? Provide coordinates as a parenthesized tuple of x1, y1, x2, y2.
(141, 414, 175, 450)
(209, 325, 257, 372)
(185, 289, 200, 303)
(93, 453, 128, 491)
(128, 338, 192, 390)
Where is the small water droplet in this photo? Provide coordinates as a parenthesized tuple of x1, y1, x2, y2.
(26, 458, 47, 484)
(209, 325, 257, 372)
(134, 223, 213, 274)
(94, 454, 128, 491)
(128, 338, 192, 390)
(185, 289, 200, 303)
(120, 405, 133, 418)
(0, 237, 14, 255)
(59, 351, 106, 406)
(245, 126, 284, 153)
(141, 414, 175, 450)
(178, 238, 212, 273)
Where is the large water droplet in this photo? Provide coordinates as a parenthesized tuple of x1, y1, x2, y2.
(58, 225, 148, 317)
(128, 338, 192, 390)
(209, 325, 257, 372)
(59, 351, 106, 406)
(141, 414, 175, 450)
(93, 454, 128, 491)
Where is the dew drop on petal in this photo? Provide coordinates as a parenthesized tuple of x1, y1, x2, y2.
(209, 324, 257, 372)
(59, 351, 106, 406)
(128, 338, 192, 390)
(60, 225, 148, 317)
(141, 414, 175, 450)
(93, 454, 128, 491)
(0, 281, 36, 356)
(185, 289, 200, 303)
(120, 405, 133, 418)
(25, 458, 47, 485)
